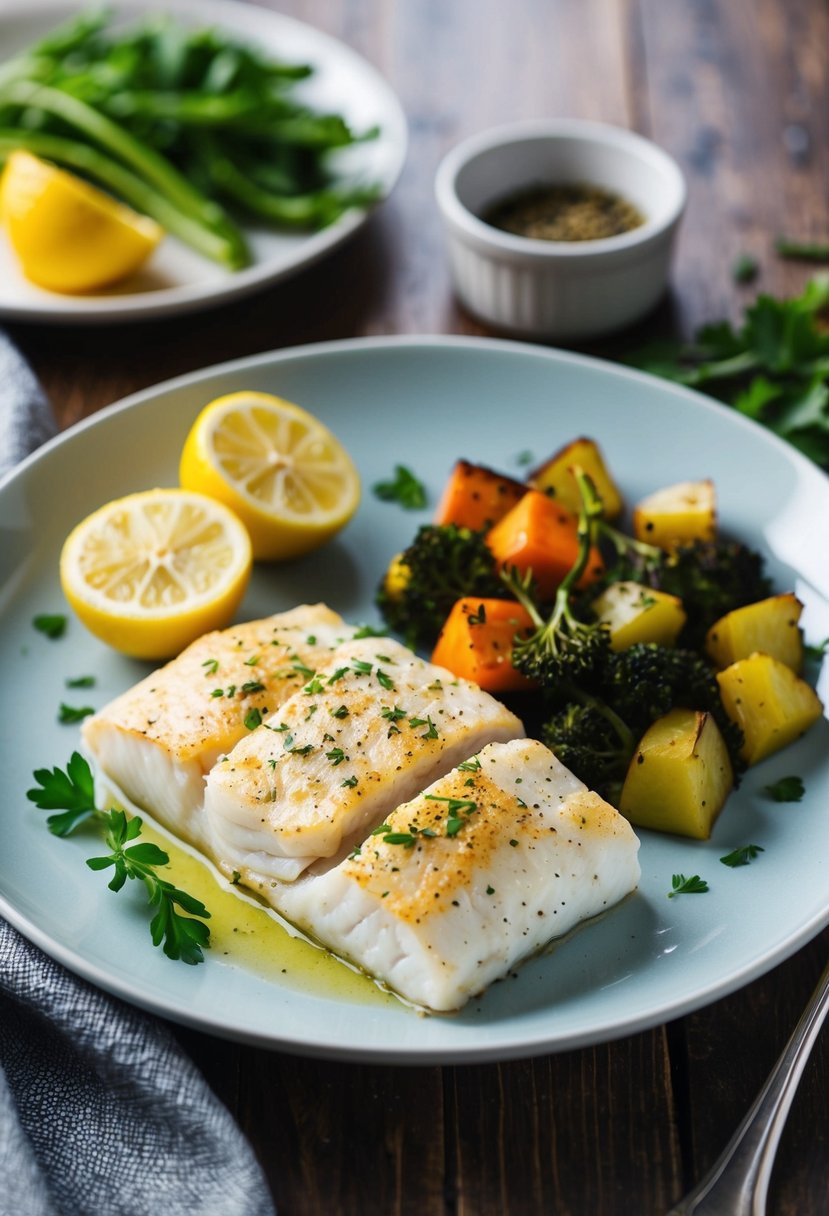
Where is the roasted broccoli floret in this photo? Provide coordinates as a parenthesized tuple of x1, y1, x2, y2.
(648, 540, 771, 649)
(376, 523, 505, 649)
(541, 643, 745, 802)
(604, 643, 745, 763)
(541, 699, 636, 802)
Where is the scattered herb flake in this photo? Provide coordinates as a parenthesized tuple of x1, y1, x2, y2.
(372, 464, 427, 510)
(805, 637, 829, 660)
(58, 702, 95, 724)
(668, 874, 709, 898)
(764, 775, 805, 802)
(732, 253, 759, 284)
(33, 613, 66, 639)
(202, 658, 219, 675)
(720, 844, 765, 867)
(244, 708, 263, 730)
(65, 675, 95, 688)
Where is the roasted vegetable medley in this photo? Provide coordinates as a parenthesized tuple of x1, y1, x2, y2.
(377, 438, 824, 838)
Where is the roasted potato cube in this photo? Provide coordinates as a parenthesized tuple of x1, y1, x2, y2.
(705, 593, 804, 673)
(529, 437, 623, 521)
(382, 552, 410, 602)
(716, 652, 823, 765)
(619, 708, 733, 839)
(591, 580, 687, 650)
(633, 479, 716, 549)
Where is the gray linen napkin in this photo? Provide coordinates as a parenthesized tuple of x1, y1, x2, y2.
(0, 331, 276, 1216)
(0, 334, 56, 480)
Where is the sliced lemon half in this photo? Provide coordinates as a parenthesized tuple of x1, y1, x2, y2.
(179, 391, 361, 561)
(0, 149, 163, 293)
(60, 489, 252, 660)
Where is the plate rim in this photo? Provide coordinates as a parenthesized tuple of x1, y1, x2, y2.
(2, 333, 828, 1064)
(0, 0, 408, 325)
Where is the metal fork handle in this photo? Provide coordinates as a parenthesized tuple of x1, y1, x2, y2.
(668, 957, 829, 1216)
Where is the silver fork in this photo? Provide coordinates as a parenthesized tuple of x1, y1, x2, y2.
(667, 957, 829, 1216)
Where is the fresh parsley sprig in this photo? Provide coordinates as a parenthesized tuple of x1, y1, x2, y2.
(86, 810, 211, 965)
(627, 276, 829, 468)
(28, 753, 211, 963)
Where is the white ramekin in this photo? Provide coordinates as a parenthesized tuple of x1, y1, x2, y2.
(434, 119, 687, 342)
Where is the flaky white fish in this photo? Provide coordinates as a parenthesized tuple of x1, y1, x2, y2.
(275, 738, 641, 1012)
(83, 604, 354, 848)
(204, 636, 525, 882)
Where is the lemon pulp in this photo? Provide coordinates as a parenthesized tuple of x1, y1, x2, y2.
(179, 391, 361, 561)
(60, 488, 252, 659)
(0, 149, 162, 293)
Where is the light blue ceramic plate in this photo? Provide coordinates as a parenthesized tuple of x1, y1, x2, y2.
(2, 336, 828, 1063)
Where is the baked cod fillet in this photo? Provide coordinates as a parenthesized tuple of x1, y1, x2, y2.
(204, 636, 525, 883)
(82, 604, 355, 849)
(276, 738, 641, 1012)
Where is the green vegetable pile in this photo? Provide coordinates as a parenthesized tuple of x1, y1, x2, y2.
(628, 276, 829, 469)
(0, 9, 380, 268)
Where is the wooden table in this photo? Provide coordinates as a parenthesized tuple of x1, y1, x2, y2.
(9, 1, 828, 1211)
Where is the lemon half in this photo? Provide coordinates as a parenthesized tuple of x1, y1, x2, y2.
(179, 391, 361, 561)
(0, 149, 163, 293)
(60, 489, 252, 660)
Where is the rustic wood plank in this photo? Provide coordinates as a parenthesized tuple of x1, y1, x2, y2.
(636, 0, 829, 335)
(670, 928, 829, 1215)
(450, 1034, 682, 1216)
(232, 1055, 446, 1216)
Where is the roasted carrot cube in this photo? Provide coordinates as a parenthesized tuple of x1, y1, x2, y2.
(431, 598, 536, 692)
(486, 490, 604, 598)
(434, 460, 527, 530)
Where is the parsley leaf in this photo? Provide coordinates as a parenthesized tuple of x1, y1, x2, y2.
(58, 703, 95, 724)
(805, 637, 829, 661)
(720, 844, 765, 868)
(372, 465, 428, 509)
(626, 276, 829, 469)
(65, 675, 95, 689)
(27, 751, 97, 836)
(33, 613, 67, 639)
(667, 873, 709, 898)
(764, 775, 805, 802)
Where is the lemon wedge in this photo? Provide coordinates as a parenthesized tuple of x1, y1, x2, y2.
(60, 489, 252, 660)
(0, 149, 163, 293)
(179, 391, 361, 561)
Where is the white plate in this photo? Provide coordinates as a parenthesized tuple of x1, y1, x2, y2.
(0, 0, 407, 323)
(2, 336, 828, 1063)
